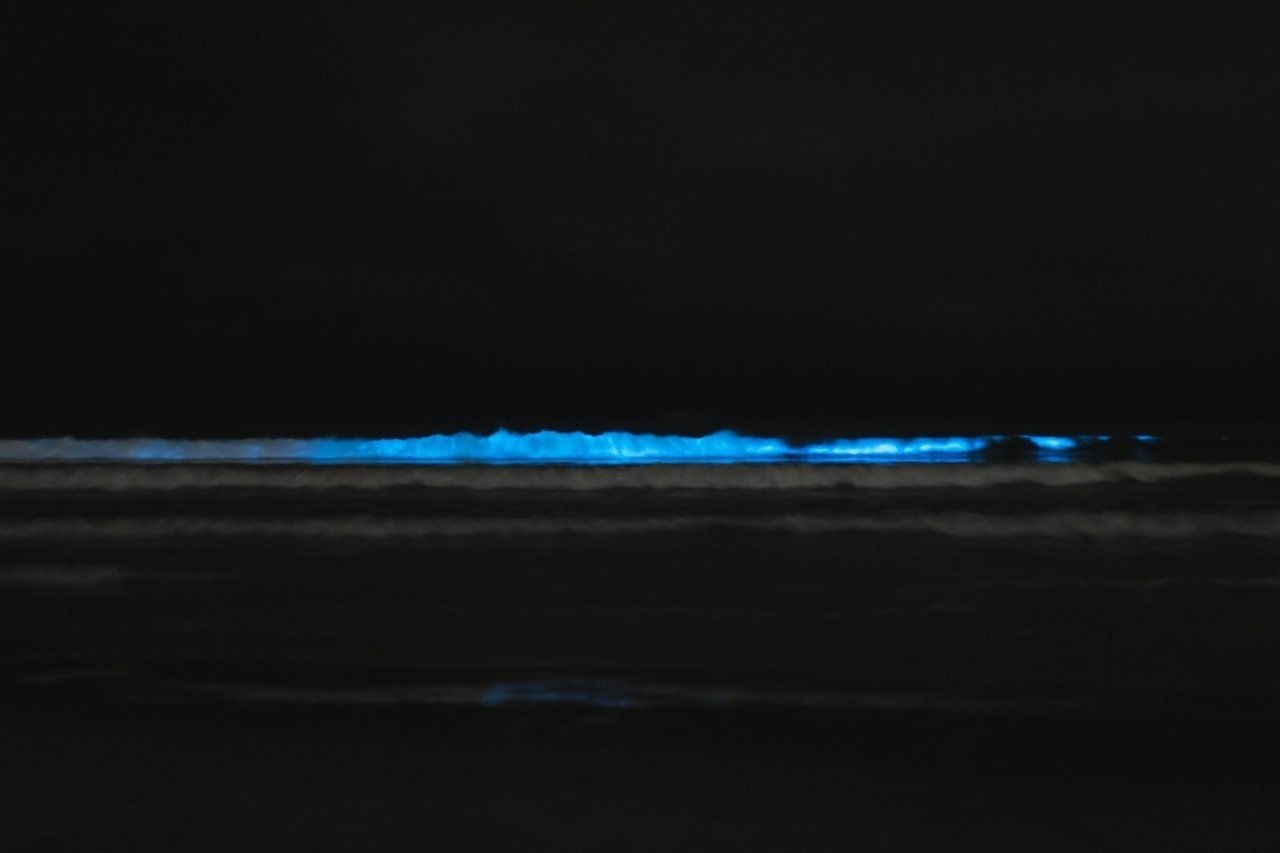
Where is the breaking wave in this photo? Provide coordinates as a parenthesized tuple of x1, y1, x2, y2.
(2, 511, 1278, 539)
(0, 430, 1143, 465)
(0, 461, 1277, 492)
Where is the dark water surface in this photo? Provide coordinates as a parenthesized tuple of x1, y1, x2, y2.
(2, 461, 1278, 849)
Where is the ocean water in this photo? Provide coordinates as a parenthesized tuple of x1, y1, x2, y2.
(2, 432, 1278, 849)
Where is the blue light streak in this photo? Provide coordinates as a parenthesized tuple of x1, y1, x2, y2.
(1021, 436, 1078, 451)
(803, 437, 989, 458)
(0, 431, 1159, 465)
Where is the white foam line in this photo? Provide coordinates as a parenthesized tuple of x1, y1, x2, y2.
(0, 565, 126, 586)
(0, 564, 220, 586)
(1, 511, 1278, 539)
(1, 461, 1279, 492)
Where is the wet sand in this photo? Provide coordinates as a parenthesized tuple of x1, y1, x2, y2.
(2, 465, 1278, 849)
(3, 698, 1277, 851)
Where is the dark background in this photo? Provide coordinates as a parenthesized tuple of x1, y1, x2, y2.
(6, 2, 1279, 437)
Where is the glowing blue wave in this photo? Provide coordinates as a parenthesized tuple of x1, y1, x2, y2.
(0, 431, 1153, 465)
(805, 437, 989, 457)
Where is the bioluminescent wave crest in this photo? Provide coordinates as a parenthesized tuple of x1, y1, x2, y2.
(0, 430, 1151, 465)
(804, 437, 990, 457)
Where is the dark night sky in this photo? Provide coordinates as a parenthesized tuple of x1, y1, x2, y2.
(6, 2, 1279, 436)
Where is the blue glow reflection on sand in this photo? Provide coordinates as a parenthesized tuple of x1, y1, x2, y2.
(0, 431, 1154, 465)
(480, 680, 645, 709)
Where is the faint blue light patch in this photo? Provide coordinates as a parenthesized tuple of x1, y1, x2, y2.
(479, 680, 646, 709)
